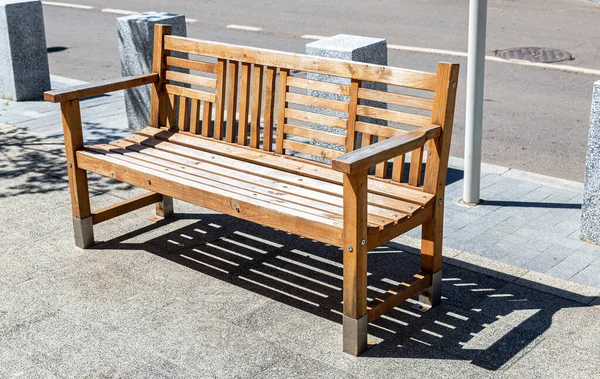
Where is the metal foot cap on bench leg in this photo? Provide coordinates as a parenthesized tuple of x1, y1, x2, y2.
(413, 270, 442, 313)
(343, 314, 368, 356)
(73, 216, 94, 249)
(156, 195, 174, 218)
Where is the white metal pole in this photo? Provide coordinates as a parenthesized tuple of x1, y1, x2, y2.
(463, 0, 488, 205)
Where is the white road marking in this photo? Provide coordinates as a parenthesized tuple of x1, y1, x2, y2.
(186, 18, 198, 23)
(101, 8, 138, 15)
(301, 34, 328, 40)
(226, 24, 262, 31)
(42, 1, 94, 10)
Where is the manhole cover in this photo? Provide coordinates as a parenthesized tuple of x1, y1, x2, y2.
(494, 47, 573, 63)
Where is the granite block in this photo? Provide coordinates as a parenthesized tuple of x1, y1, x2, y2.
(582, 80, 600, 245)
(117, 12, 187, 129)
(305, 34, 387, 162)
(0, 0, 50, 101)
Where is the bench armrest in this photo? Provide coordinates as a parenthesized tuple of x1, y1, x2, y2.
(331, 125, 441, 174)
(44, 73, 159, 103)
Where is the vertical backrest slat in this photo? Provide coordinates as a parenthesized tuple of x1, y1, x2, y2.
(250, 65, 264, 148)
(214, 58, 227, 140)
(189, 98, 200, 134)
(178, 96, 189, 131)
(391, 155, 405, 182)
(226, 60, 239, 143)
(408, 147, 424, 186)
(423, 63, 460, 195)
(275, 68, 290, 154)
(263, 66, 277, 151)
(238, 62, 251, 145)
(375, 136, 388, 177)
(166, 93, 176, 129)
(345, 79, 360, 152)
(150, 24, 171, 127)
(202, 101, 212, 137)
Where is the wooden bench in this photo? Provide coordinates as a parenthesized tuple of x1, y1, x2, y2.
(44, 25, 459, 356)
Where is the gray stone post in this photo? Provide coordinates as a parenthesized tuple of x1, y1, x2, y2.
(305, 35, 387, 161)
(0, 0, 50, 101)
(582, 80, 600, 245)
(117, 12, 187, 129)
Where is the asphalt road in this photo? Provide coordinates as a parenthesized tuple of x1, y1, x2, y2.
(41, 0, 600, 181)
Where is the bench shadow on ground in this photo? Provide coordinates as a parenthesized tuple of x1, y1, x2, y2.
(92, 212, 594, 371)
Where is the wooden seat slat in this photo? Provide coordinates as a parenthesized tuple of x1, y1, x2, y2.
(108, 139, 409, 222)
(137, 127, 434, 206)
(76, 149, 346, 246)
(90, 144, 398, 228)
(120, 134, 425, 215)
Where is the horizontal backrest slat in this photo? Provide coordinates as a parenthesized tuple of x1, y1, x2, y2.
(285, 108, 347, 129)
(354, 121, 408, 138)
(358, 88, 433, 111)
(283, 140, 344, 160)
(284, 124, 346, 146)
(166, 56, 217, 73)
(164, 36, 437, 90)
(356, 105, 432, 127)
(287, 76, 350, 96)
(285, 92, 349, 113)
(165, 70, 217, 88)
(165, 84, 216, 102)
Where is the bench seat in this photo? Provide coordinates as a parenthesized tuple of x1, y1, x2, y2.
(77, 126, 435, 249)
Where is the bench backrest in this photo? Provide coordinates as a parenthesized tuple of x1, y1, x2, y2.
(149, 25, 458, 193)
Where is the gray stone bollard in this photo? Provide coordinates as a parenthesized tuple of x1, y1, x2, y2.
(582, 80, 600, 245)
(306, 35, 387, 161)
(0, 0, 50, 101)
(117, 12, 187, 129)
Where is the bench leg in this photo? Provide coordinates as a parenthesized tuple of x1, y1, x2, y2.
(342, 172, 369, 356)
(73, 216, 94, 249)
(156, 195, 174, 218)
(419, 218, 443, 310)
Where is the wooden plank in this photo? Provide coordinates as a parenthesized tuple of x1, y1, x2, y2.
(178, 96, 189, 131)
(421, 63, 460, 274)
(287, 76, 350, 96)
(214, 58, 227, 140)
(238, 62, 251, 145)
(45, 73, 158, 103)
(275, 68, 290, 154)
(164, 36, 437, 90)
(166, 56, 217, 73)
(137, 126, 433, 205)
(226, 60, 239, 143)
(358, 88, 434, 111)
(374, 136, 387, 178)
(165, 84, 216, 103)
(367, 272, 431, 322)
(331, 125, 441, 174)
(91, 144, 396, 227)
(60, 99, 91, 219)
(263, 66, 277, 151)
(166, 93, 176, 129)
(189, 98, 200, 134)
(165, 70, 217, 88)
(250, 64, 264, 148)
(108, 139, 407, 222)
(76, 149, 345, 246)
(345, 79, 360, 152)
(283, 140, 344, 160)
(391, 154, 405, 182)
(361, 133, 373, 149)
(285, 108, 346, 129)
(355, 121, 407, 138)
(91, 192, 163, 224)
(408, 147, 424, 186)
(342, 172, 368, 320)
(202, 101, 212, 137)
(356, 105, 432, 127)
(150, 24, 171, 127)
(283, 124, 345, 146)
(285, 92, 348, 113)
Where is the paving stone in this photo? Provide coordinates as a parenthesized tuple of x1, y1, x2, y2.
(515, 271, 600, 305)
(259, 353, 358, 379)
(569, 265, 600, 287)
(545, 258, 589, 280)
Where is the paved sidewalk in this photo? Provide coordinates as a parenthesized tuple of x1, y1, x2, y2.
(2, 76, 599, 289)
(2, 76, 600, 377)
